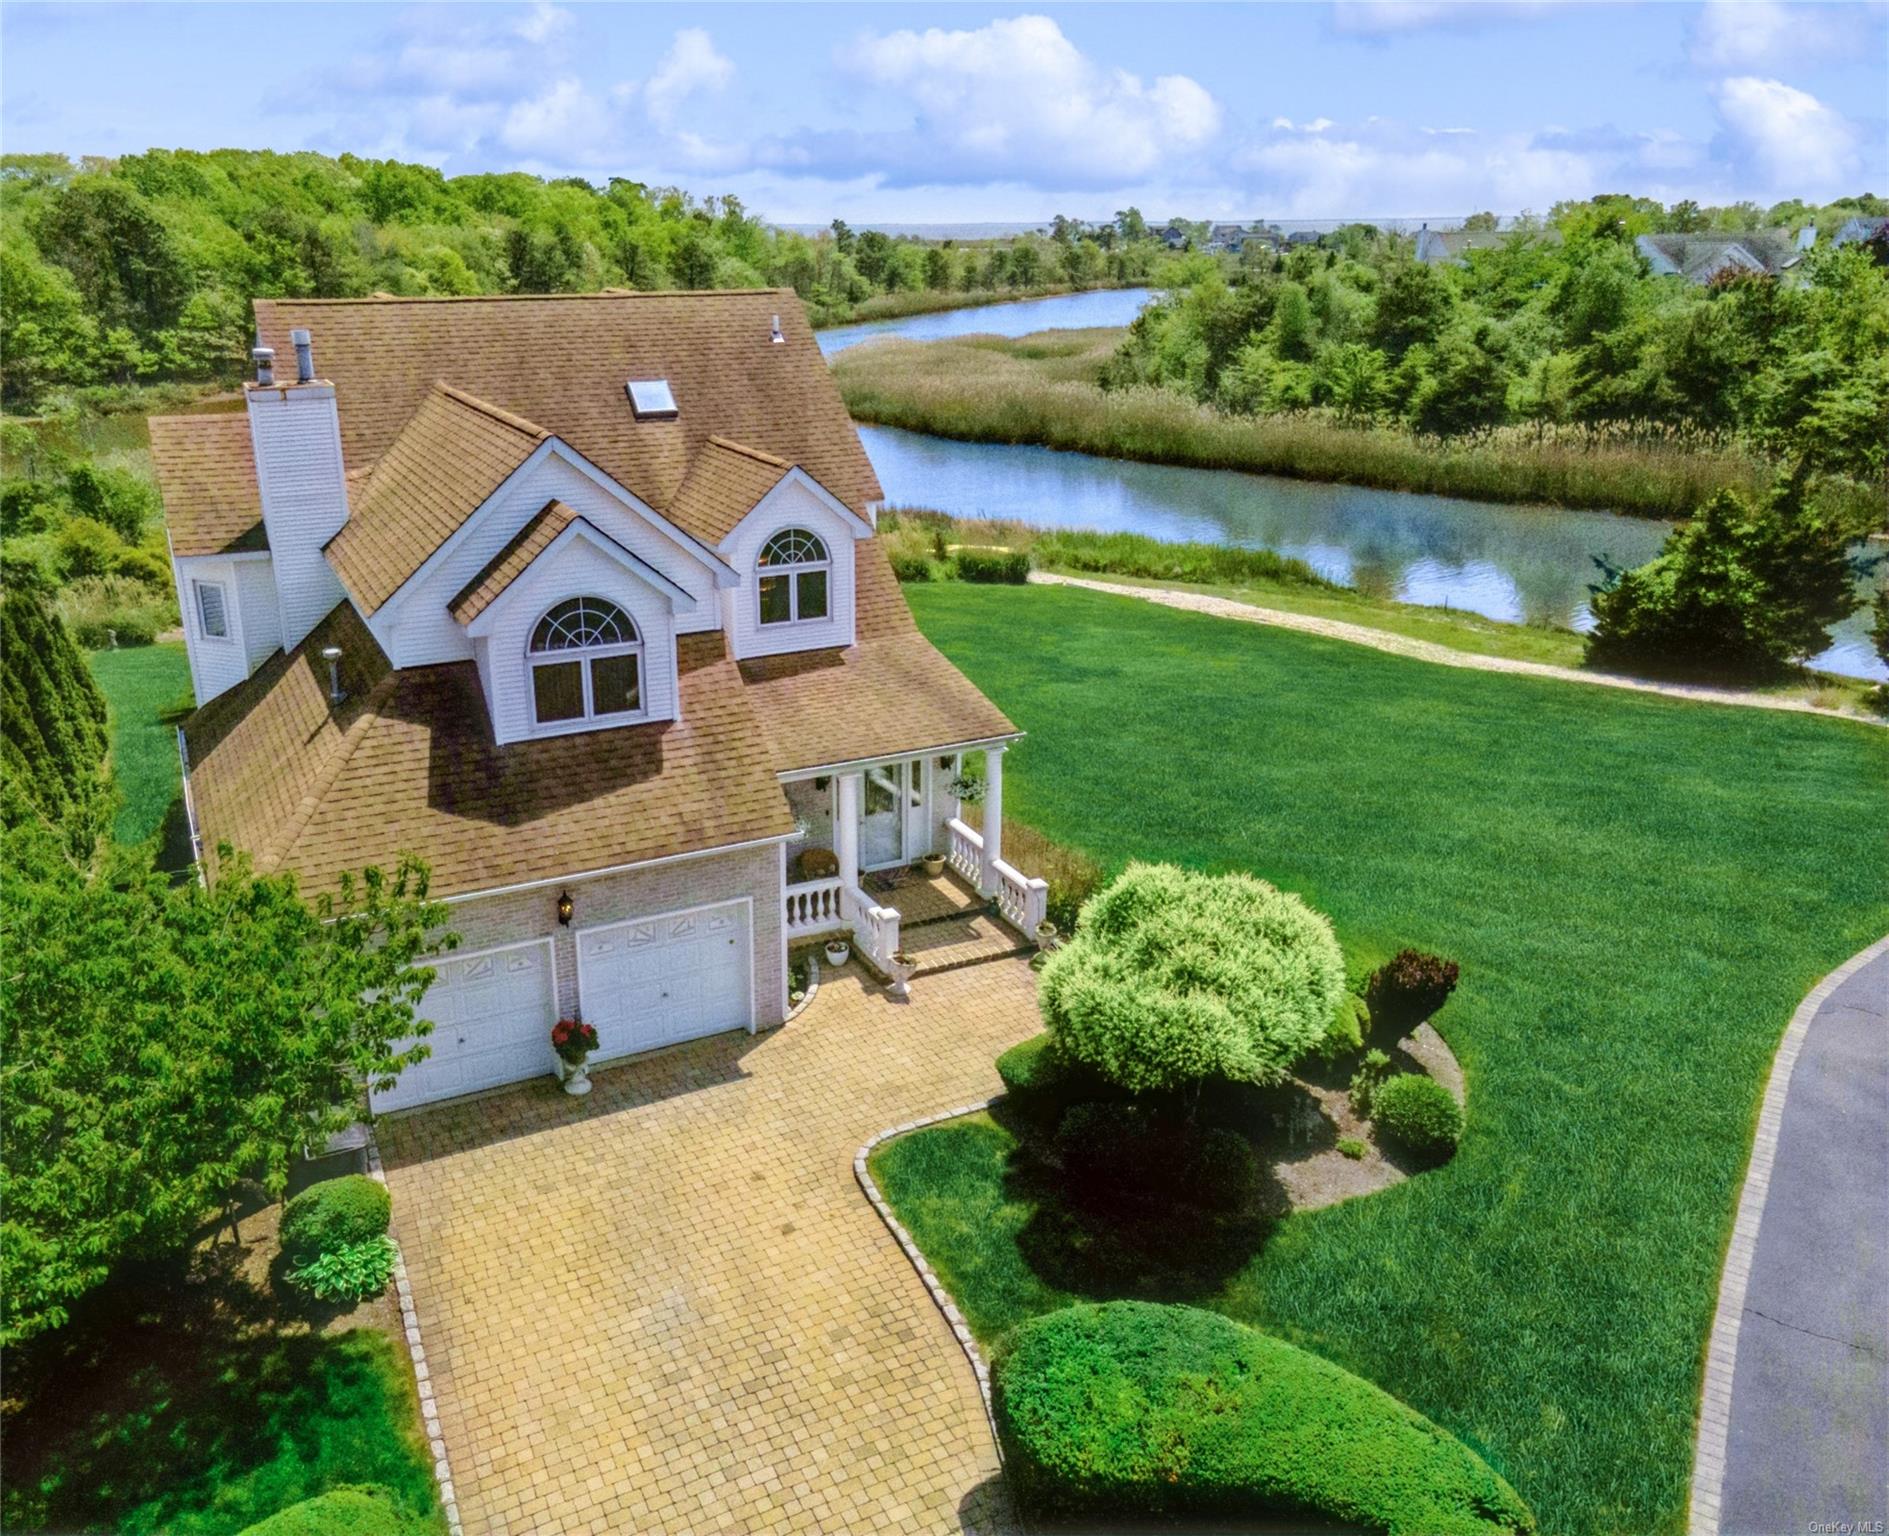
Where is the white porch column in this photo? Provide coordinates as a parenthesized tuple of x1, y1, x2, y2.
(836, 771, 863, 894)
(979, 745, 1005, 895)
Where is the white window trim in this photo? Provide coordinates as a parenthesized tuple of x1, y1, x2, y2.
(193, 579, 232, 643)
(755, 529, 832, 628)
(526, 598, 648, 733)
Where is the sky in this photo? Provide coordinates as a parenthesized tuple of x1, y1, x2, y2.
(3, 1, 1886, 224)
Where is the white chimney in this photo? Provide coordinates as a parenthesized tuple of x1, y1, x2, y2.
(770, 314, 784, 344)
(247, 328, 349, 652)
(252, 345, 275, 386)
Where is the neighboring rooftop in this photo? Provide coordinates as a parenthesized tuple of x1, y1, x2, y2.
(1636, 231, 1802, 282)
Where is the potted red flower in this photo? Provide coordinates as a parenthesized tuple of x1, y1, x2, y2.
(551, 1018, 599, 1097)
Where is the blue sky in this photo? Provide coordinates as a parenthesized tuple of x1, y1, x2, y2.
(4, 2, 1885, 222)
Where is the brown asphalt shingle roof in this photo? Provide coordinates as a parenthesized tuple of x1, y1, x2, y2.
(328, 383, 551, 614)
(184, 540, 1014, 897)
(149, 414, 266, 556)
(665, 437, 794, 547)
(252, 291, 883, 521)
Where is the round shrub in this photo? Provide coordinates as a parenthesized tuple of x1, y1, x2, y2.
(994, 1301, 1535, 1536)
(1040, 863, 1346, 1093)
(1365, 948, 1461, 1036)
(1370, 1073, 1463, 1157)
(278, 1175, 391, 1266)
(1054, 1102, 1258, 1213)
(953, 546, 1031, 584)
(237, 1484, 426, 1536)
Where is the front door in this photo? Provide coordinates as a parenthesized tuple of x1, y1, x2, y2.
(862, 762, 909, 869)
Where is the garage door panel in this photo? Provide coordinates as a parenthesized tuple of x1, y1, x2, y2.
(578, 900, 751, 1062)
(372, 942, 556, 1113)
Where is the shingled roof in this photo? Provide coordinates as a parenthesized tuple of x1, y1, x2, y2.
(448, 499, 583, 624)
(148, 414, 265, 556)
(252, 290, 882, 519)
(665, 436, 795, 547)
(328, 382, 552, 614)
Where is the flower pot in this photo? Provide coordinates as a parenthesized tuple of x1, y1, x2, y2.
(920, 854, 945, 878)
(561, 1054, 592, 1097)
(887, 953, 917, 999)
(824, 939, 851, 967)
(1034, 920, 1059, 950)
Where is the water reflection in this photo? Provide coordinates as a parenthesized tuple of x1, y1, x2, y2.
(816, 287, 1158, 354)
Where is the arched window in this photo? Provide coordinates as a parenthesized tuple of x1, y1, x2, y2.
(528, 596, 643, 726)
(756, 528, 830, 626)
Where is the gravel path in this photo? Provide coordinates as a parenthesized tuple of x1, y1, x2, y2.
(1028, 573, 1882, 725)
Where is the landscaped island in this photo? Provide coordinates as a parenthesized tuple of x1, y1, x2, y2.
(880, 577, 1889, 1536)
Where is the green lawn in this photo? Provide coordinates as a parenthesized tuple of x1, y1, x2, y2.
(3, 1296, 441, 1536)
(892, 581, 1889, 1536)
(87, 642, 190, 846)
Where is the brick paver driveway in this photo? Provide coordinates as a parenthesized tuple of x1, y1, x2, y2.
(377, 956, 1041, 1536)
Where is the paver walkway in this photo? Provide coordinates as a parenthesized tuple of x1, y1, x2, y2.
(377, 955, 1042, 1536)
(1701, 939, 1889, 1535)
(1029, 573, 1883, 725)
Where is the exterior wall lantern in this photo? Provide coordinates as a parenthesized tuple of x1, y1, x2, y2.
(556, 890, 574, 926)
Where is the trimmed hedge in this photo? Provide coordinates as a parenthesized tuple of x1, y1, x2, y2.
(237, 1484, 426, 1536)
(954, 546, 1031, 584)
(1371, 1073, 1464, 1157)
(278, 1175, 391, 1266)
(994, 1301, 1535, 1535)
(1054, 1102, 1258, 1213)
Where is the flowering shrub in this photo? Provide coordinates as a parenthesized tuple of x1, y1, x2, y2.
(551, 1019, 599, 1064)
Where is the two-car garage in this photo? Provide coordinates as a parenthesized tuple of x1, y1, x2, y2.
(370, 898, 755, 1114)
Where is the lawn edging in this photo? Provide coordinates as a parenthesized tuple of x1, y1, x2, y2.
(1687, 932, 1889, 1536)
(364, 1125, 464, 1536)
(854, 1100, 1005, 1461)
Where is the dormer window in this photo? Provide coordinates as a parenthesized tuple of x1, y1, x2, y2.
(756, 528, 829, 626)
(528, 596, 644, 726)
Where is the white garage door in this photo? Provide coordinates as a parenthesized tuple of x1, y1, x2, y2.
(577, 900, 752, 1062)
(371, 941, 556, 1113)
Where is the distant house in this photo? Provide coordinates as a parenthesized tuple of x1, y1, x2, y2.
(1206, 222, 1249, 253)
(1414, 224, 1522, 266)
(1285, 229, 1321, 247)
(1634, 231, 1804, 285)
(1831, 215, 1889, 248)
(1160, 222, 1190, 250)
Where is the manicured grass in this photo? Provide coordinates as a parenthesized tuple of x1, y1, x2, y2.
(3, 1295, 441, 1536)
(835, 329, 1790, 519)
(87, 642, 190, 844)
(888, 581, 1889, 1536)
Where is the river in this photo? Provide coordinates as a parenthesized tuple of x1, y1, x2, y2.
(828, 291, 1884, 681)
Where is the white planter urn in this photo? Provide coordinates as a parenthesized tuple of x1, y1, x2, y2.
(887, 953, 917, 999)
(824, 939, 851, 967)
(559, 1054, 593, 1097)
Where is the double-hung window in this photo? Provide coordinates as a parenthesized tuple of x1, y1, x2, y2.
(528, 596, 644, 727)
(194, 580, 230, 640)
(756, 528, 830, 626)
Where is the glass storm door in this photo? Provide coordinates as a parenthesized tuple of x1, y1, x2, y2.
(861, 763, 908, 869)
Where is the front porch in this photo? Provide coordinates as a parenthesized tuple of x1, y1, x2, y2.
(779, 743, 1047, 978)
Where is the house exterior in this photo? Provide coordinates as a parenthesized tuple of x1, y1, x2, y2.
(1634, 231, 1805, 284)
(153, 291, 1041, 1113)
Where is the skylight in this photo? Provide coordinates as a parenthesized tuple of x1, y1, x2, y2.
(626, 379, 678, 419)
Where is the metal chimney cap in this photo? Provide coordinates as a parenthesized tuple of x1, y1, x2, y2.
(319, 645, 343, 661)
(252, 345, 276, 361)
(290, 328, 313, 345)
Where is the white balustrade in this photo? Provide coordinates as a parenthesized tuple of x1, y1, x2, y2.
(946, 817, 983, 885)
(991, 858, 1049, 936)
(844, 884, 902, 971)
(783, 876, 845, 939)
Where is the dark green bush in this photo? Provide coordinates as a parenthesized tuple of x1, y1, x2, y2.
(1349, 1048, 1393, 1116)
(1365, 948, 1460, 1036)
(954, 546, 1031, 584)
(994, 1301, 1535, 1535)
(237, 1484, 426, 1536)
(278, 1175, 391, 1266)
(1316, 991, 1371, 1061)
(1370, 1073, 1463, 1157)
(888, 551, 932, 582)
(1054, 1101, 1257, 1213)
(996, 1032, 1112, 1131)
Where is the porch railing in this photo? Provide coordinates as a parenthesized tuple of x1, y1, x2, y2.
(784, 876, 845, 939)
(946, 817, 1049, 938)
(846, 886, 902, 972)
(946, 817, 983, 885)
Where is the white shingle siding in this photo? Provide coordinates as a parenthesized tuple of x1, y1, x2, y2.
(234, 555, 282, 673)
(719, 481, 858, 661)
(175, 552, 265, 705)
(247, 384, 349, 653)
(378, 449, 722, 670)
(473, 534, 680, 746)
(446, 842, 787, 1031)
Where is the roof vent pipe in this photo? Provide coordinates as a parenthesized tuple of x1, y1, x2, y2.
(290, 327, 315, 384)
(252, 345, 275, 386)
(770, 313, 784, 345)
(320, 645, 345, 705)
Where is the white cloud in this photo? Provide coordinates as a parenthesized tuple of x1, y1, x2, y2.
(1329, 2, 1559, 36)
(645, 27, 735, 128)
(500, 77, 623, 157)
(838, 15, 1221, 186)
(1689, 1, 1877, 69)
(1712, 75, 1859, 194)
(514, 4, 573, 45)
